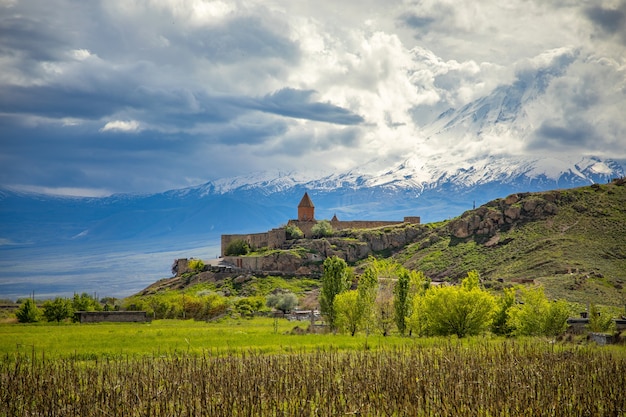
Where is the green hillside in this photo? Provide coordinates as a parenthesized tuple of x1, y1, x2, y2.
(395, 179, 626, 306)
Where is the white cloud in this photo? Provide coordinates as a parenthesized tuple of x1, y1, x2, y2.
(100, 120, 142, 133)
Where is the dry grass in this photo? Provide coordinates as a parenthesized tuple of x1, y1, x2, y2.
(2, 341, 624, 416)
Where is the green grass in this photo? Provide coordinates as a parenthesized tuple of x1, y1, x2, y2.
(397, 182, 626, 307)
(0, 318, 439, 360)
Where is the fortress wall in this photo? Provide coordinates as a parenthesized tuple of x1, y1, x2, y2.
(287, 220, 317, 238)
(221, 232, 269, 256)
(403, 216, 421, 224)
(332, 220, 405, 230)
(221, 229, 287, 256)
(268, 228, 287, 248)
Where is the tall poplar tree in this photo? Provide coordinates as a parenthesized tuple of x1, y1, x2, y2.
(319, 256, 352, 330)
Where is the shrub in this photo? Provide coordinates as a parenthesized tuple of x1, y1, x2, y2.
(311, 220, 333, 238)
(225, 239, 250, 256)
(285, 224, 304, 239)
(188, 259, 205, 272)
(507, 287, 571, 337)
(15, 299, 40, 323)
(266, 292, 298, 314)
(43, 297, 73, 323)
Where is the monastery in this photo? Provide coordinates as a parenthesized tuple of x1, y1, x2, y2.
(220, 192, 420, 256)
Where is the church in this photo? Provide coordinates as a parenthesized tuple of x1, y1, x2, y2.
(220, 192, 420, 256)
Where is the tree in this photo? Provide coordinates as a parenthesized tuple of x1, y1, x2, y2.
(374, 286, 395, 336)
(225, 239, 250, 256)
(72, 293, 102, 312)
(507, 286, 570, 337)
(311, 220, 333, 238)
(334, 290, 363, 336)
(405, 270, 429, 337)
(357, 265, 379, 335)
(422, 272, 495, 338)
(319, 256, 352, 330)
(542, 300, 571, 337)
(393, 270, 410, 335)
(15, 299, 40, 323)
(587, 304, 615, 333)
(491, 287, 516, 336)
(266, 292, 298, 314)
(43, 297, 73, 323)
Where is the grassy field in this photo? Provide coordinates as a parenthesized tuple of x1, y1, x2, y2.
(1, 318, 626, 416)
(0, 318, 429, 359)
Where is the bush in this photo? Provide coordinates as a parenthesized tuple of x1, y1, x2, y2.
(285, 224, 304, 239)
(507, 287, 570, 337)
(15, 299, 40, 323)
(225, 239, 250, 256)
(266, 292, 298, 314)
(188, 259, 205, 272)
(43, 297, 73, 323)
(311, 220, 333, 238)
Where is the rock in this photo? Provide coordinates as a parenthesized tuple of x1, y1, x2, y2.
(504, 206, 521, 221)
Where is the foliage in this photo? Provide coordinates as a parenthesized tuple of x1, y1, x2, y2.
(587, 303, 616, 333)
(374, 285, 395, 336)
(15, 299, 40, 323)
(319, 256, 352, 330)
(393, 270, 410, 335)
(72, 293, 102, 312)
(225, 239, 250, 256)
(234, 297, 266, 318)
(266, 292, 298, 314)
(123, 290, 231, 320)
(42, 297, 73, 323)
(188, 259, 205, 272)
(357, 265, 379, 334)
(507, 286, 570, 337)
(311, 220, 333, 238)
(334, 290, 363, 336)
(421, 272, 496, 337)
(284, 224, 304, 239)
(491, 287, 516, 336)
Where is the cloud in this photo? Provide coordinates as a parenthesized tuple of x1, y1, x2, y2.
(584, 2, 626, 35)
(0, 0, 625, 195)
(100, 120, 141, 133)
(253, 88, 364, 125)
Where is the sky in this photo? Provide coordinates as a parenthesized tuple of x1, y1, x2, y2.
(1, 0, 625, 197)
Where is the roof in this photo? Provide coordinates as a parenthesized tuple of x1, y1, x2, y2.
(298, 192, 315, 208)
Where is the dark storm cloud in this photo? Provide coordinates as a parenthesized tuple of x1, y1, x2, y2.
(252, 88, 364, 125)
(585, 3, 626, 35)
(584, 1, 626, 44)
(529, 120, 597, 151)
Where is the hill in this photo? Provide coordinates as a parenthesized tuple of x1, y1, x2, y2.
(140, 179, 626, 308)
(395, 179, 626, 306)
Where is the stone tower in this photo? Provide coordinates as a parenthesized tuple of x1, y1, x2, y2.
(297, 192, 315, 221)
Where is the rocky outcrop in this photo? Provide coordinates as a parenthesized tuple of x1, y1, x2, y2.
(448, 191, 560, 239)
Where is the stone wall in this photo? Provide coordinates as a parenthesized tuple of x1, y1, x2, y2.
(74, 311, 150, 323)
(221, 228, 286, 256)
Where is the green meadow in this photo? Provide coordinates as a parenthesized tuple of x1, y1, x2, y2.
(0, 317, 432, 359)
